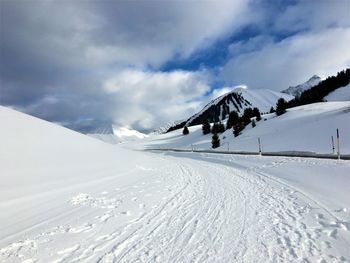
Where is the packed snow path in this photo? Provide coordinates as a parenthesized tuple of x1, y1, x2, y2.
(1, 154, 349, 262)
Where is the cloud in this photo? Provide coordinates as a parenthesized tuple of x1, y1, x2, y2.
(103, 70, 210, 131)
(1, 0, 349, 133)
(273, 0, 350, 33)
(221, 28, 350, 91)
(0, 0, 250, 132)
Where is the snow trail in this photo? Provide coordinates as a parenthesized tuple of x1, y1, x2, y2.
(1, 154, 349, 262)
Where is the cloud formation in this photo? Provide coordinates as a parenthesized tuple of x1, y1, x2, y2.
(0, 0, 250, 132)
(1, 0, 349, 132)
(222, 28, 350, 90)
(103, 69, 210, 131)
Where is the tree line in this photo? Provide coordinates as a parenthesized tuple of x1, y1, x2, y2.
(287, 69, 350, 108)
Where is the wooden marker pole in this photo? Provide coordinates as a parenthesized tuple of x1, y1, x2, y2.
(258, 137, 262, 156)
(337, 129, 340, 160)
(331, 136, 335, 154)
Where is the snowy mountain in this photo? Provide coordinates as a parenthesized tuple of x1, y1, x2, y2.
(167, 87, 293, 132)
(141, 101, 350, 154)
(88, 125, 147, 144)
(282, 75, 321, 96)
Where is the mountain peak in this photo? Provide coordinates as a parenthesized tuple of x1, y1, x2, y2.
(282, 75, 321, 96)
(166, 87, 293, 132)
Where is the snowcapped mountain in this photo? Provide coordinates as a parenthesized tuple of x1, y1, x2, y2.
(282, 75, 321, 96)
(88, 125, 147, 144)
(142, 101, 350, 154)
(167, 87, 293, 132)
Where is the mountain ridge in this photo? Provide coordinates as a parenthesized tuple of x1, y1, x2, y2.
(282, 75, 321, 96)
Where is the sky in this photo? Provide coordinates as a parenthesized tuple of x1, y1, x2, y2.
(1, 0, 350, 133)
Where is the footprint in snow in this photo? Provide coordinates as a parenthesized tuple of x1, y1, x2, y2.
(121, 211, 131, 216)
(334, 207, 347, 213)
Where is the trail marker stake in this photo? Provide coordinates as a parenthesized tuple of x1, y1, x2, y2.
(331, 136, 335, 154)
(258, 137, 262, 156)
(336, 129, 340, 160)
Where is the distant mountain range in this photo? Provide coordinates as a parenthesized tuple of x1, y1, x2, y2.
(88, 126, 147, 144)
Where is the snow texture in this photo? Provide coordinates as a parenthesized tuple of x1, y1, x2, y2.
(1, 106, 350, 262)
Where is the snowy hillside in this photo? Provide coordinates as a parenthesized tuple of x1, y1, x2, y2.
(282, 75, 321, 96)
(1, 106, 350, 263)
(167, 87, 293, 132)
(141, 102, 350, 154)
(325, 83, 350, 102)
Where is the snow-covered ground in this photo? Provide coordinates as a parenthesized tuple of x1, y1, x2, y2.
(140, 102, 350, 154)
(1, 105, 350, 262)
(325, 84, 350, 102)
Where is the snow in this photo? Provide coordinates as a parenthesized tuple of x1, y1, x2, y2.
(114, 127, 147, 139)
(325, 83, 350, 102)
(234, 87, 293, 113)
(88, 126, 147, 144)
(1, 105, 350, 262)
(140, 101, 350, 154)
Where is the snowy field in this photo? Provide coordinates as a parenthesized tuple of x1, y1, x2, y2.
(1, 106, 350, 262)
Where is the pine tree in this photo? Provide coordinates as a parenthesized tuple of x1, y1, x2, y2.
(253, 107, 261, 121)
(202, 120, 211, 135)
(276, 98, 287, 116)
(218, 122, 225, 133)
(212, 133, 220, 148)
(233, 122, 244, 137)
(226, 111, 239, 129)
(183, 126, 189, 135)
(269, 106, 275, 113)
(212, 123, 220, 134)
(242, 108, 254, 125)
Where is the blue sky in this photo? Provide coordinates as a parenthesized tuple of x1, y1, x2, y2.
(1, 0, 349, 132)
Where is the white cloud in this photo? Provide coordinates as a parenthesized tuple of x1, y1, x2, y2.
(221, 28, 350, 91)
(103, 70, 211, 130)
(273, 0, 350, 33)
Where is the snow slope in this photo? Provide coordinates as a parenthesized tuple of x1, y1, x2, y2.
(234, 87, 294, 113)
(1, 106, 350, 262)
(140, 102, 350, 154)
(325, 83, 350, 102)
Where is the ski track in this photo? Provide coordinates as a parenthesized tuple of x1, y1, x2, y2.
(1, 156, 349, 262)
